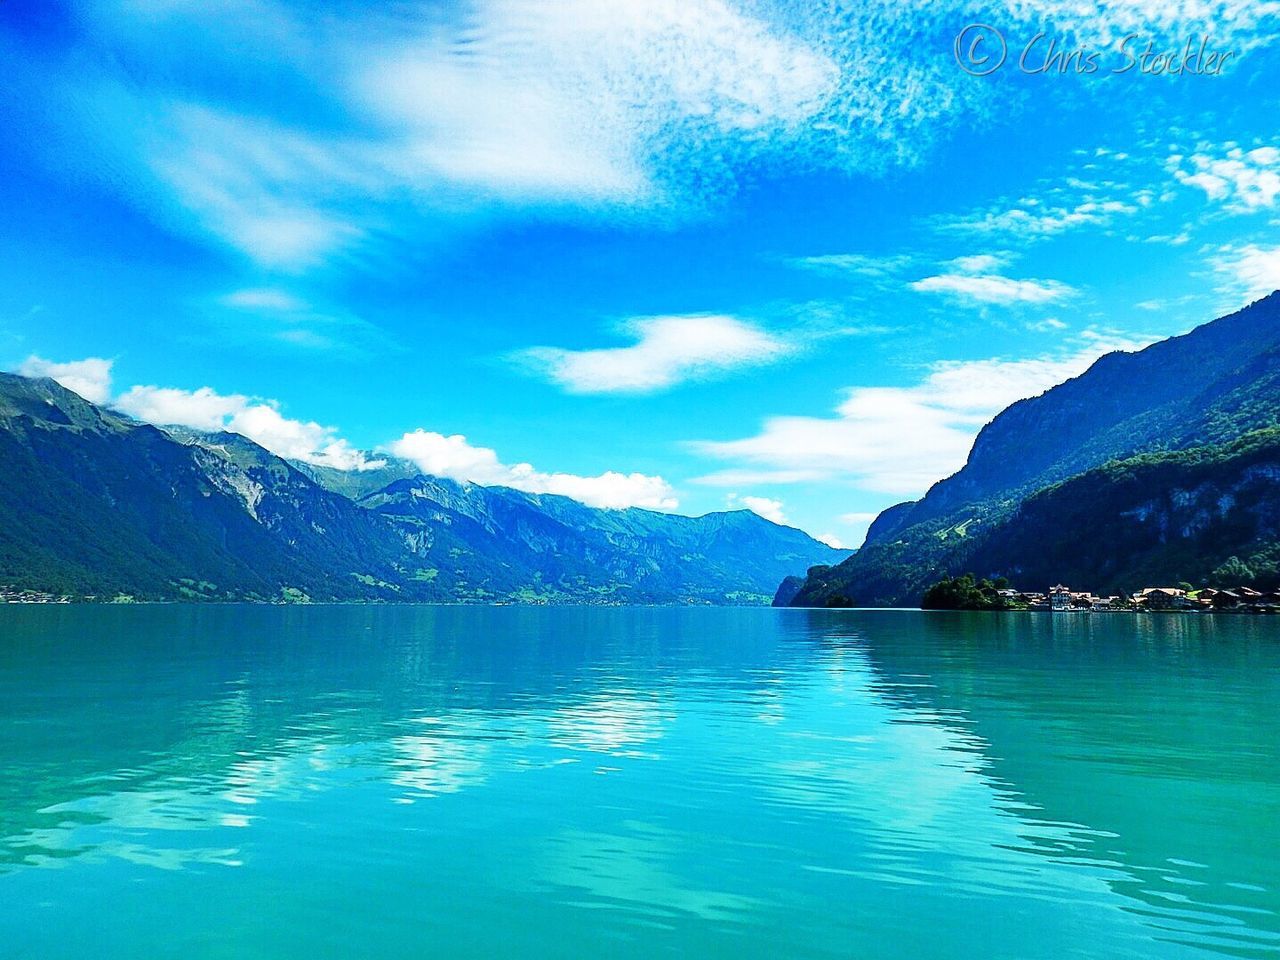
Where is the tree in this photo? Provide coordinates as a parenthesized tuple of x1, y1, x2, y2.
(921, 573, 1015, 610)
(1211, 556, 1255, 586)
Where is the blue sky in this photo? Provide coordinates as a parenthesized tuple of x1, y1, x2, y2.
(4, 0, 1280, 545)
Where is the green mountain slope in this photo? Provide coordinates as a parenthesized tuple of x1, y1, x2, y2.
(0, 376, 424, 601)
(0, 373, 847, 602)
(798, 430, 1280, 604)
(363, 475, 844, 603)
(962, 429, 1280, 593)
(788, 293, 1280, 606)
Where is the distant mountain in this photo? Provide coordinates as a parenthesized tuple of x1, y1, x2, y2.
(0, 373, 846, 602)
(788, 293, 1280, 606)
(360, 474, 844, 603)
(293, 458, 422, 500)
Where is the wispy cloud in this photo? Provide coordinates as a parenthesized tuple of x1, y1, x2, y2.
(209, 285, 391, 356)
(943, 198, 1140, 240)
(514, 315, 795, 394)
(47, 0, 999, 271)
(1213, 244, 1280, 301)
(787, 252, 914, 278)
(389, 429, 676, 509)
(689, 332, 1154, 496)
(911, 272, 1075, 305)
(1028, 317, 1069, 331)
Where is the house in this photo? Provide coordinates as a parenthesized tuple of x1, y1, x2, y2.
(1048, 584, 1073, 611)
(1212, 589, 1244, 609)
(1136, 587, 1194, 611)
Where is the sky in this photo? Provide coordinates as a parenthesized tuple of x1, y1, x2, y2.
(3, 0, 1280, 547)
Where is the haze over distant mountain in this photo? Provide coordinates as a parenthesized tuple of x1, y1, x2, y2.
(0, 373, 847, 603)
(786, 293, 1280, 606)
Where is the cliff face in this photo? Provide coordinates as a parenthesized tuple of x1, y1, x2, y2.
(790, 293, 1280, 606)
(960, 431, 1280, 595)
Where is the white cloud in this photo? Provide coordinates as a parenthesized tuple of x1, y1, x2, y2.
(57, 0, 1002, 269)
(1213, 244, 1280, 301)
(113, 385, 246, 432)
(1029, 317, 1069, 331)
(16, 355, 114, 404)
(516, 315, 794, 394)
(114, 384, 380, 471)
(788, 253, 914, 277)
(389, 429, 677, 510)
(726, 493, 788, 524)
(947, 253, 1006, 273)
(1170, 144, 1280, 212)
(690, 333, 1154, 496)
(814, 532, 847, 549)
(358, 0, 839, 209)
(911, 273, 1074, 305)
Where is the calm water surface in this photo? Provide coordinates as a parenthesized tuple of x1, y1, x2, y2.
(1, 606, 1277, 959)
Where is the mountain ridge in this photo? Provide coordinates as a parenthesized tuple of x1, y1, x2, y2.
(789, 292, 1280, 606)
(0, 373, 847, 603)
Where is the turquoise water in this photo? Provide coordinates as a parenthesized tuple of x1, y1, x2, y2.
(1, 607, 1277, 959)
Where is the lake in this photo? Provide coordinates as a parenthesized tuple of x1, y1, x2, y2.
(1, 606, 1277, 959)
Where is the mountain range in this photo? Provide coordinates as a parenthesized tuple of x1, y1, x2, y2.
(0, 373, 847, 603)
(785, 292, 1280, 606)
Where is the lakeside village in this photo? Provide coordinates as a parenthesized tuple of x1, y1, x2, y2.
(923, 574, 1280, 614)
(1029, 584, 1280, 613)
